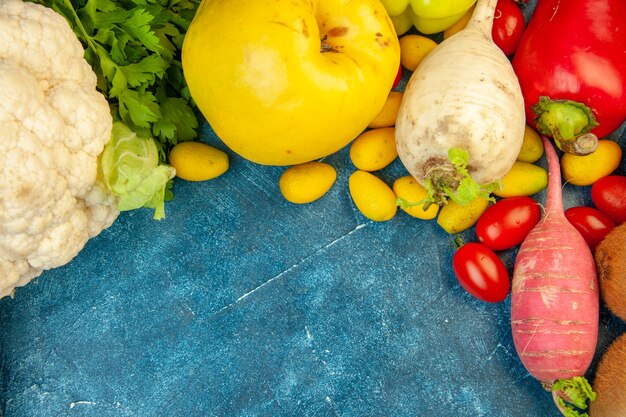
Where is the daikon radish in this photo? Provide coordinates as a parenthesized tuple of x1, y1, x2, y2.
(395, 0, 525, 206)
(511, 136, 599, 416)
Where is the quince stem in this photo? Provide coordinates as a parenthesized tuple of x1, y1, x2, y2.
(320, 35, 338, 53)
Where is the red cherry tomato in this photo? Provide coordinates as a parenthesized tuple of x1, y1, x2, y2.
(564, 206, 616, 251)
(591, 175, 626, 225)
(452, 243, 510, 303)
(475, 196, 541, 251)
(492, 0, 525, 56)
(392, 65, 402, 89)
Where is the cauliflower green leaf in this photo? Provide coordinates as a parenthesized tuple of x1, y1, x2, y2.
(101, 122, 175, 220)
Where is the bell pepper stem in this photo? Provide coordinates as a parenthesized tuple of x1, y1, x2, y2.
(532, 96, 599, 155)
(557, 133, 598, 155)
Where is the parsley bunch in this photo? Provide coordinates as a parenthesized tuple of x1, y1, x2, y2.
(31, 0, 202, 161)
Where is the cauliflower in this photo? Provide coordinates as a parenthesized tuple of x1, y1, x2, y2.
(0, 0, 119, 298)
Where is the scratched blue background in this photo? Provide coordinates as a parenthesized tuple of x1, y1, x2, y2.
(2, 1, 626, 416)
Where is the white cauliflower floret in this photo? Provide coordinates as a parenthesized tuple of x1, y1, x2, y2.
(0, 0, 119, 298)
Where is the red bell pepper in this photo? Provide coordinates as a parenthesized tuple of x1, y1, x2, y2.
(512, 0, 626, 155)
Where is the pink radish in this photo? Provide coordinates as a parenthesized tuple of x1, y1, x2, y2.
(511, 136, 599, 416)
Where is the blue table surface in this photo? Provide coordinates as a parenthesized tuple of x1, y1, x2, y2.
(2, 3, 626, 416)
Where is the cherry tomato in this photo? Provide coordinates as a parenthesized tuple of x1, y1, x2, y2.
(591, 175, 626, 225)
(392, 65, 402, 89)
(475, 196, 541, 251)
(452, 243, 510, 303)
(564, 206, 616, 251)
(492, 0, 525, 56)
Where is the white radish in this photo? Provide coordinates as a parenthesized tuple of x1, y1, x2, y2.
(395, 0, 525, 205)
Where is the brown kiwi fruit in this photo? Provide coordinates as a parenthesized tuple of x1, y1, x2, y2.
(590, 333, 626, 416)
(594, 223, 626, 321)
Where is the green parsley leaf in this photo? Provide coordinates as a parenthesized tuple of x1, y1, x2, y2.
(121, 8, 163, 54)
(121, 54, 169, 88)
(157, 97, 198, 142)
(118, 89, 161, 128)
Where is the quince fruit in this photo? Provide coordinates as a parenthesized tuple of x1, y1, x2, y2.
(182, 0, 401, 165)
